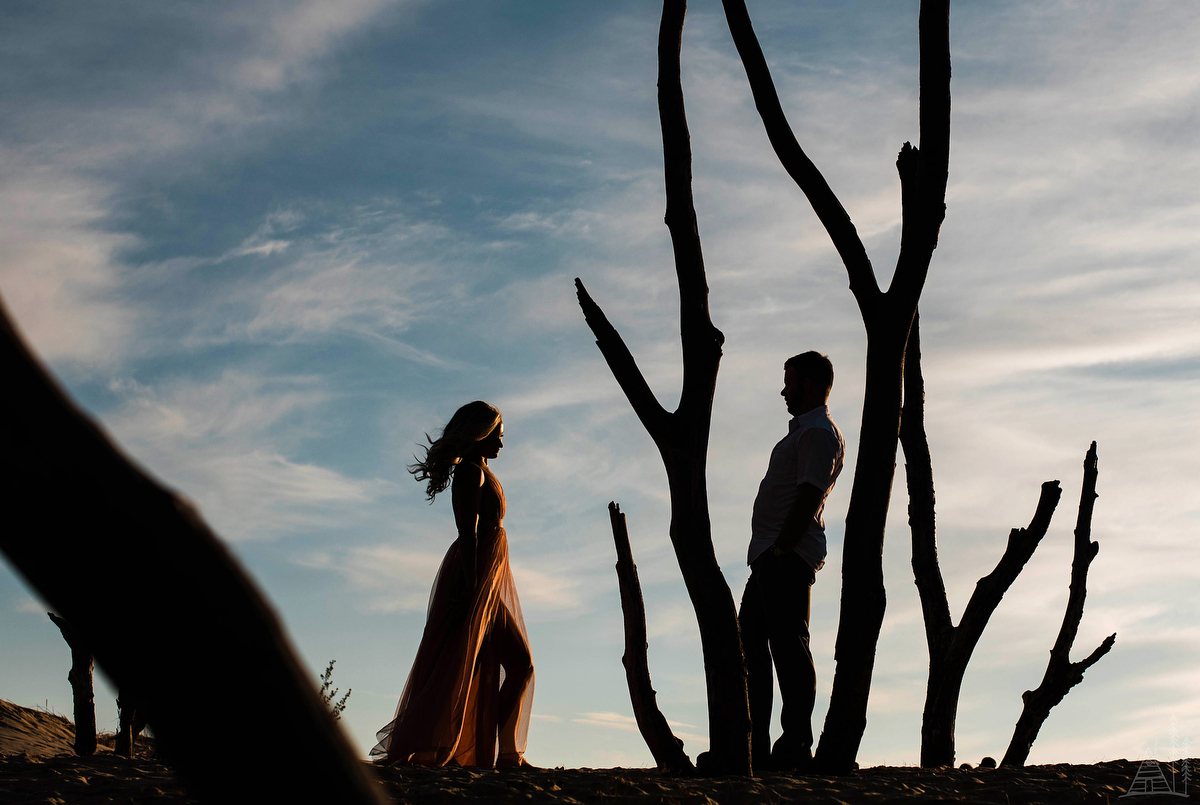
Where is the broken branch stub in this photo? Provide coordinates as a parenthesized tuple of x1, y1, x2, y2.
(608, 502, 694, 774)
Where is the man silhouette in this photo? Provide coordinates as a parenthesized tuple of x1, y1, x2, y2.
(741, 351, 844, 772)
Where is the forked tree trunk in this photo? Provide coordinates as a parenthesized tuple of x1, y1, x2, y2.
(608, 502, 694, 774)
(1001, 443, 1116, 767)
(719, 0, 952, 774)
(901, 314, 1065, 767)
(0, 294, 385, 805)
(47, 612, 97, 758)
(574, 0, 750, 775)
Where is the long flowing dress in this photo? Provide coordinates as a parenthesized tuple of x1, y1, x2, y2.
(371, 462, 535, 766)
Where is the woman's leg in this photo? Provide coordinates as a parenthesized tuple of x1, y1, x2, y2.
(494, 606, 533, 757)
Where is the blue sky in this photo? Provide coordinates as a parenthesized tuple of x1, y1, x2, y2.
(3, 0, 1200, 768)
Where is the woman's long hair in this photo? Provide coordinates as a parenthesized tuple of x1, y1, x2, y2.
(409, 401, 502, 501)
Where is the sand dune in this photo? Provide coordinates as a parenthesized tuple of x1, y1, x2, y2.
(0, 698, 77, 759)
(2, 698, 1188, 803)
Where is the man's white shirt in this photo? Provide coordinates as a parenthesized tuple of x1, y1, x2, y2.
(747, 404, 846, 570)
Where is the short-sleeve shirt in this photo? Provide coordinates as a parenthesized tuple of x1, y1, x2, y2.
(747, 404, 845, 570)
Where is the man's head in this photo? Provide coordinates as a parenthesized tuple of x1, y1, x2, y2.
(781, 351, 834, 416)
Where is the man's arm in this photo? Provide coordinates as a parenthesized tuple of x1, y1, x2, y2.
(771, 482, 824, 556)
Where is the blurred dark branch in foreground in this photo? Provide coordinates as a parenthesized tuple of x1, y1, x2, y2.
(0, 293, 385, 804)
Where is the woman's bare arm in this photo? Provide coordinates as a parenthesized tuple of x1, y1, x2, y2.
(451, 460, 485, 590)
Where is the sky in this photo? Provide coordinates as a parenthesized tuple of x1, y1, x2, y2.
(2, 0, 1199, 770)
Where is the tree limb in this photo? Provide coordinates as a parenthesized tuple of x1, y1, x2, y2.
(900, 313, 953, 652)
(575, 278, 671, 438)
(1001, 442, 1115, 767)
(608, 502, 694, 774)
(891, 0, 950, 310)
(718, 0, 879, 312)
(659, 0, 725, 422)
(954, 481, 1062, 659)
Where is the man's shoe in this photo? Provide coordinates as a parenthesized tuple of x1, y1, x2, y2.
(695, 751, 752, 776)
(770, 744, 814, 775)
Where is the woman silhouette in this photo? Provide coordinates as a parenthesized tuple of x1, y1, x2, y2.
(372, 401, 534, 767)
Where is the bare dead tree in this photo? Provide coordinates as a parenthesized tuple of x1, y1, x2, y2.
(47, 612, 97, 757)
(1001, 442, 1116, 767)
(573, 0, 750, 775)
(719, 0, 951, 773)
(900, 314, 1067, 767)
(607, 502, 694, 774)
(0, 294, 386, 804)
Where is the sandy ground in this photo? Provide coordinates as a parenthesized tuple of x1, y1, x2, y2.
(2, 699, 1192, 804)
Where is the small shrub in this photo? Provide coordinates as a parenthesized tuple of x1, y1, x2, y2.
(318, 659, 352, 721)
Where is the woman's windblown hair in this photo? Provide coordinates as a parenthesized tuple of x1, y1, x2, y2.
(409, 401, 502, 501)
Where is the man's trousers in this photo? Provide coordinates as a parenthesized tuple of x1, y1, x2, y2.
(739, 551, 816, 766)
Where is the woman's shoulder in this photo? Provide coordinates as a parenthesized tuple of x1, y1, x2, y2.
(453, 458, 486, 485)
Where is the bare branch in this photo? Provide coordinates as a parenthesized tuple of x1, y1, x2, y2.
(659, 0, 725, 419)
(575, 278, 671, 438)
(955, 480, 1062, 656)
(609, 502, 694, 775)
(900, 313, 953, 648)
(918, 0, 951, 217)
(1001, 443, 1114, 768)
(1076, 632, 1117, 675)
(890, 0, 951, 309)
(718, 0, 880, 311)
(1052, 441, 1100, 664)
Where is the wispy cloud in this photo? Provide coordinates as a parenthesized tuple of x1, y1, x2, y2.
(102, 370, 386, 541)
(15, 597, 46, 615)
(300, 545, 445, 613)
